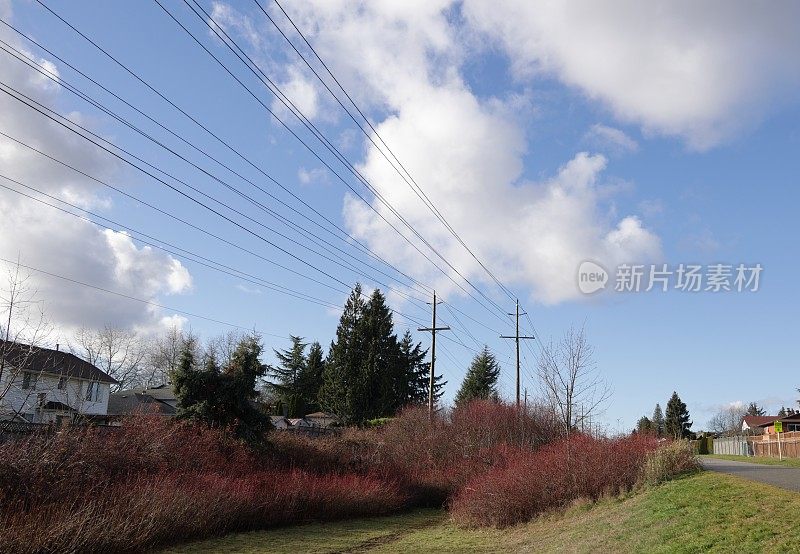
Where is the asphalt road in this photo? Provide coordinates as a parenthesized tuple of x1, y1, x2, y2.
(702, 456, 800, 492)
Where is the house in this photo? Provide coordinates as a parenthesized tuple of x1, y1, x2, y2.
(287, 418, 313, 428)
(107, 391, 177, 421)
(0, 340, 117, 424)
(305, 411, 340, 428)
(269, 415, 291, 429)
(742, 413, 800, 434)
(108, 384, 177, 420)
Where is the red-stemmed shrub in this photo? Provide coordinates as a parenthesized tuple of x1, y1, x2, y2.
(450, 434, 660, 528)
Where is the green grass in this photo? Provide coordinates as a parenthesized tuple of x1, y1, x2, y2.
(704, 453, 800, 468)
(165, 472, 800, 553)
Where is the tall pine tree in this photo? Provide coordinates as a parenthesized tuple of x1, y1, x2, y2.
(454, 346, 500, 407)
(319, 285, 367, 423)
(359, 288, 400, 419)
(303, 341, 325, 413)
(652, 403, 665, 437)
(397, 330, 444, 407)
(665, 391, 692, 439)
(268, 336, 308, 418)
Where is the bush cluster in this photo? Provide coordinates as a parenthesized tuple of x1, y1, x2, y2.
(0, 401, 696, 551)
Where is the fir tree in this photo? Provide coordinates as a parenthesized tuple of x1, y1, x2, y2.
(268, 336, 308, 418)
(319, 284, 367, 423)
(454, 346, 500, 407)
(746, 402, 765, 417)
(778, 406, 788, 418)
(397, 330, 444, 406)
(665, 391, 692, 439)
(303, 341, 325, 413)
(636, 416, 653, 434)
(652, 403, 665, 437)
(360, 288, 400, 419)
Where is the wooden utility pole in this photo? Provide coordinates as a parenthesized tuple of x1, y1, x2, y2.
(418, 290, 450, 417)
(500, 299, 535, 409)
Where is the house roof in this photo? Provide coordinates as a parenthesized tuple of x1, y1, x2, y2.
(0, 340, 117, 384)
(743, 415, 781, 428)
(779, 413, 800, 422)
(107, 392, 177, 416)
(114, 384, 176, 402)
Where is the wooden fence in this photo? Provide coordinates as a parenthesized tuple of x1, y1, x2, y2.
(751, 431, 800, 459)
(713, 436, 754, 457)
(713, 432, 800, 459)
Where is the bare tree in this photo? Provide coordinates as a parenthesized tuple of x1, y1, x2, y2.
(71, 326, 146, 391)
(536, 325, 611, 435)
(709, 404, 747, 436)
(143, 326, 190, 387)
(204, 329, 245, 367)
(0, 260, 54, 425)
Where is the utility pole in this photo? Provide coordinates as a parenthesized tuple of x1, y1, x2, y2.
(500, 299, 535, 409)
(418, 290, 450, 418)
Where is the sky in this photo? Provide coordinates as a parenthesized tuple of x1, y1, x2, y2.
(0, 0, 798, 431)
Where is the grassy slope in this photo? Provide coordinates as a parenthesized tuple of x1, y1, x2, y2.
(166, 472, 800, 553)
(704, 453, 800, 468)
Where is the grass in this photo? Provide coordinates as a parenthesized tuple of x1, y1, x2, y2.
(165, 471, 800, 553)
(704, 453, 800, 468)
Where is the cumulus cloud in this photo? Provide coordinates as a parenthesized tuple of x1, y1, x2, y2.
(243, 0, 662, 304)
(0, 3, 192, 332)
(462, 0, 800, 149)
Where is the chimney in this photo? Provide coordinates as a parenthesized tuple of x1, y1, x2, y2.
(56, 343, 60, 351)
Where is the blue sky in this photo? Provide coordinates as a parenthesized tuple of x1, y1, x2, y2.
(1, 0, 798, 431)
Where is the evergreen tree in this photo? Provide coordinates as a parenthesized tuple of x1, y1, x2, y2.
(636, 416, 653, 434)
(652, 403, 665, 437)
(746, 402, 765, 417)
(173, 334, 270, 442)
(360, 288, 401, 419)
(397, 330, 444, 406)
(665, 391, 692, 439)
(303, 341, 325, 413)
(778, 406, 788, 417)
(268, 336, 308, 418)
(454, 346, 500, 407)
(319, 285, 367, 423)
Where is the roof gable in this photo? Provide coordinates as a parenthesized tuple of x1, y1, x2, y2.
(0, 340, 117, 384)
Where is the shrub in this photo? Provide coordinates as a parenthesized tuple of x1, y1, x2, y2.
(639, 440, 700, 486)
(450, 434, 659, 528)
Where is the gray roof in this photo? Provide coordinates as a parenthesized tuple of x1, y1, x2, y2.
(108, 392, 177, 416)
(114, 384, 176, 402)
(0, 340, 117, 384)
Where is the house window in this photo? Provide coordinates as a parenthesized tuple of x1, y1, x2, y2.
(85, 382, 100, 402)
(22, 372, 37, 390)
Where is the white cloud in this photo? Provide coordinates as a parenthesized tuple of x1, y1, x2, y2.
(462, 0, 800, 149)
(240, 0, 662, 304)
(584, 124, 638, 155)
(297, 166, 329, 186)
(0, 3, 192, 331)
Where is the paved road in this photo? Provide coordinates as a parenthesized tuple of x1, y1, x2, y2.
(702, 457, 800, 492)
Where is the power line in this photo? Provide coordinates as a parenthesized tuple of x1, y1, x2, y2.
(0, 173, 346, 311)
(0, 61, 430, 308)
(0, 256, 281, 335)
(264, 0, 517, 302)
(0, 12, 434, 299)
(0, 82, 427, 306)
(154, 0, 511, 322)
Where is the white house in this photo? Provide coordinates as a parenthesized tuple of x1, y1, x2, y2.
(0, 340, 117, 425)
